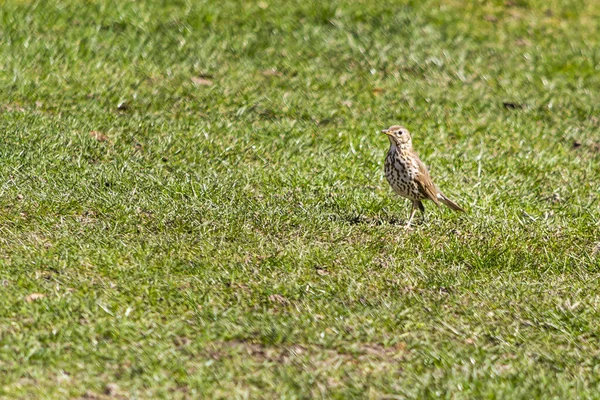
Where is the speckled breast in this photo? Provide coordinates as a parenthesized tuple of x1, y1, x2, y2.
(384, 148, 423, 201)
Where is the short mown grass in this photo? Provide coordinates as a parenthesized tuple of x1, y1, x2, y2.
(1, 0, 600, 398)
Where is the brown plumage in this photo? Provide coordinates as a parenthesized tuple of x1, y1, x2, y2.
(382, 125, 464, 226)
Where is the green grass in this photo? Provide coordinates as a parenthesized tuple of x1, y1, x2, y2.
(1, 0, 600, 398)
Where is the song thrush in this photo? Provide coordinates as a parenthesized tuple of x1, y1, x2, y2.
(382, 125, 464, 227)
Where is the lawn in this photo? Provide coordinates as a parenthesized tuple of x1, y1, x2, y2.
(1, 0, 600, 398)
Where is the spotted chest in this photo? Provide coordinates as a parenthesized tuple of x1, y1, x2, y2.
(384, 146, 424, 201)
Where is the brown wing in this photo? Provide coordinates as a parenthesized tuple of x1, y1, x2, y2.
(413, 154, 440, 205)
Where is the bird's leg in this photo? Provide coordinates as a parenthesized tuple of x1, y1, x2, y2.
(417, 200, 425, 223)
(405, 202, 418, 228)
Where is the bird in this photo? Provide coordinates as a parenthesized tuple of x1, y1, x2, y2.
(381, 125, 464, 227)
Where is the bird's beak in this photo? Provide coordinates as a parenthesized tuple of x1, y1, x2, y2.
(381, 129, 391, 135)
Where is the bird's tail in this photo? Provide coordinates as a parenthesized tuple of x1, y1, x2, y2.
(437, 193, 465, 212)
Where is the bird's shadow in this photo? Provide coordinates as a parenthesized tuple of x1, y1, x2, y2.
(343, 214, 409, 226)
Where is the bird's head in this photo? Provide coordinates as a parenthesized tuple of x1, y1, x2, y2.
(381, 125, 412, 146)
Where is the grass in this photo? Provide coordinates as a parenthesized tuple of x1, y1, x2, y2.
(1, 0, 600, 398)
